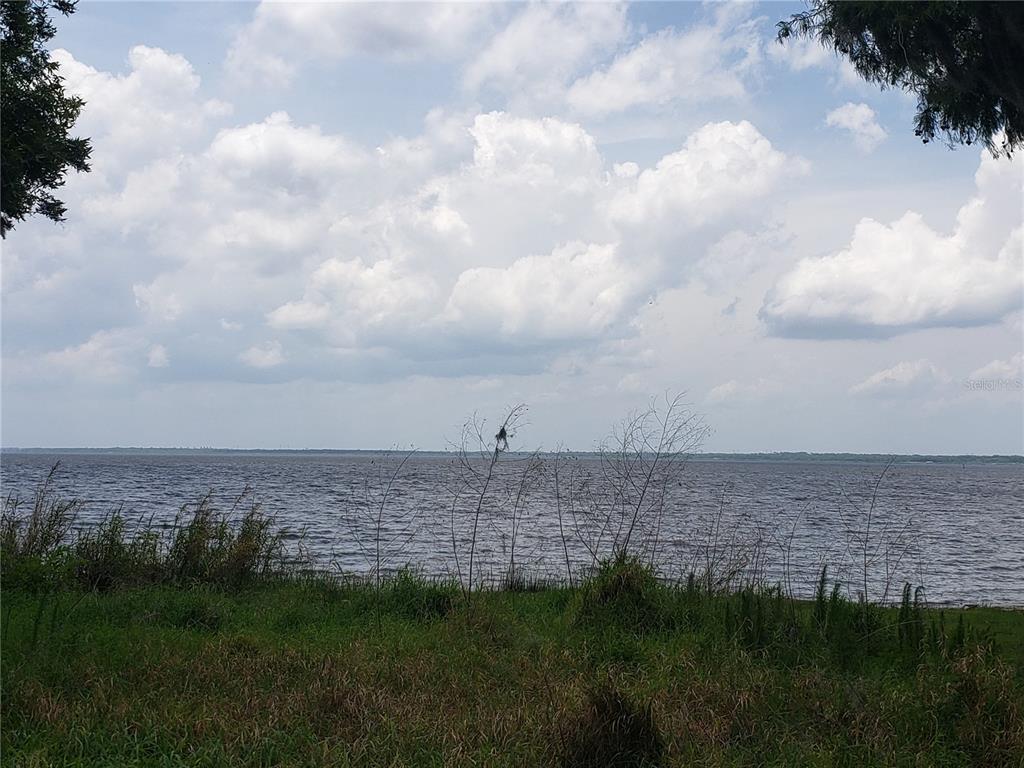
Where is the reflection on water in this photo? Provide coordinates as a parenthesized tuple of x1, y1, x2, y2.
(2, 452, 1022, 606)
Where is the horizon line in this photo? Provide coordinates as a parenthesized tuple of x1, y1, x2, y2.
(2, 446, 1022, 460)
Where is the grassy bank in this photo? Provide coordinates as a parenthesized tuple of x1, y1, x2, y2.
(3, 566, 1023, 768)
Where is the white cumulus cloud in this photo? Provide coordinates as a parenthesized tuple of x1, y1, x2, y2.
(228, 1, 497, 86)
(767, 35, 832, 71)
(762, 147, 1024, 338)
(206, 112, 367, 193)
(566, 17, 760, 116)
(610, 121, 792, 229)
(465, 2, 628, 108)
(849, 360, 947, 398)
(8, 41, 800, 385)
(705, 377, 780, 405)
(469, 112, 602, 187)
(53, 46, 230, 173)
(147, 345, 170, 368)
(37, 329, 142, 381)
(443, 241, 639, 344)
(239, 341, 285, 369)
(825, 102, 887, 152)
(968, 353, 1023, 382)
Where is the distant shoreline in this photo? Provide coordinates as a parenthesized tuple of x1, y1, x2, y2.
(2, 447, 1021, 463)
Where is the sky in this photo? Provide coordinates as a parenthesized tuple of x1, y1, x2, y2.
(1, 0, 1022, 453)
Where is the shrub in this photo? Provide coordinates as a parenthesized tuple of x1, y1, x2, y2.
(172, 595, 227, 633)
(386, 570, 456, 621)
(165, 491, 285, 587)
(501, 567, 550, 593)
(896, 582, 927, 656)
(940, 648, 1024, 766)
(3, 468, 290, 593)
(559, 682, 664, 767)
(73, 511, 163, 590)
(726, 588, 770, 650)
(1, 466, 79, 562)
(1, 466, 80, 591)
(574, 555, 669, 633)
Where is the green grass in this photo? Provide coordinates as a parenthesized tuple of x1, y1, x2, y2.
(3, 567, 1022, 768)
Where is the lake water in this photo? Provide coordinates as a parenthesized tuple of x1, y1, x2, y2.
(2, 452, 1022, 607)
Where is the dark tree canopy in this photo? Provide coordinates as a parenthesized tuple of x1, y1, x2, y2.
(1, 0, 91, 237)
(778, 1, 1024, 156)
